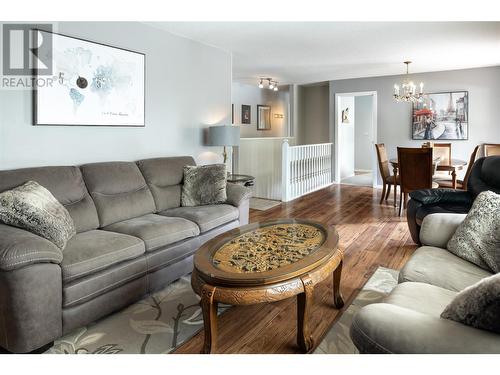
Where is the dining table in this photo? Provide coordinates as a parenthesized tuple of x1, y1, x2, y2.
(389, 158, 468, 190)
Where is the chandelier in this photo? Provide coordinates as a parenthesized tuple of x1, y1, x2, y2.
(393, 61, 423, 103)
(258, 77, 279, 92)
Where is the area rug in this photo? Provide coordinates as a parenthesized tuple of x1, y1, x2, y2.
(46, 276, 227, 354)
(249, 197, 281, 211)
(314, 267, 399, 354)
(46, 267, 398, 354)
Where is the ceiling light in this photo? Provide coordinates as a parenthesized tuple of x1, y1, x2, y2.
(258, 79, 263, 89)
(393, 61, 424, 103)
(268, 78, 274, 90)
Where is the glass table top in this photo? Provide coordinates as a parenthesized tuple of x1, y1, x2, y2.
(212, 223, 325, 273)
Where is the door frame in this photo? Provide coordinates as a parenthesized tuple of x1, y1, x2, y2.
(333, 91, 378, 188)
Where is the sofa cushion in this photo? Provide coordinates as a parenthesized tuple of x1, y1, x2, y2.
(419, 213, 467, 248)
(385, 282, 456, 316)
(0, 166, 99, 233)
(399, 246, 493, 292)
(81, 162, 156, 227)
(136, 156, 196, 211)
(181, 164, 227, 207)
(441, 273, 500, 334)
(447, 191, 500, 273)
(61, 230, 145, 282)
(146, 219, 240, 273)
(63, 256, 147, 308)
(160, 204, 239, 233)
(103, 214, 199, 252)
(0, 181, 76, 249)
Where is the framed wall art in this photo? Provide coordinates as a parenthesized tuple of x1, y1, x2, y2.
(241, 104, 251, 124)
(257, 104, 271, 130)
(412, 91, 468, 140)
(34, 30, 145, 127)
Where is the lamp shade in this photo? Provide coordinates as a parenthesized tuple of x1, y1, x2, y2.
(208, 125, 240, 146)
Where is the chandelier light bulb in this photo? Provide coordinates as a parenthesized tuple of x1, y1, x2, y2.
(274, 85, 278, 91)
(393, 61, 424, 103)
(258, 79, 264, 89)
(269, 82, 274, 90)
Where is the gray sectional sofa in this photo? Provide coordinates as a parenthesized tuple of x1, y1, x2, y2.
(350, 213, 500, 353)
(0, 156, 251, 353)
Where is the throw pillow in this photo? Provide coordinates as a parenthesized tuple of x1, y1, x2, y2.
(181, 164, 227, 207)
(447, 190, 500, 272)
(0, 180, 76, 249)
(441, 273, 500, 334)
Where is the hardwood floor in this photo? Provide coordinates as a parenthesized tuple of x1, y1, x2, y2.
(174, 184, 417, 354)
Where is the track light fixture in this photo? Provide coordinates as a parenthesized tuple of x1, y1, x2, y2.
(258, 77, 279, 91)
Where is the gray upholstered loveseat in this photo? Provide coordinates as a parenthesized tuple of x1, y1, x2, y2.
(0, 156, 251, 353)
(350, 213, 500, 353)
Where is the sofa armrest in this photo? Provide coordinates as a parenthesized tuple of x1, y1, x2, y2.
(351, 303, 500, 354)
(0, 224, 63, 271)
(226, 183, 252, 226)
(226, 183, 252, 207)
(419, 213, 467, 248)
(409, 188, 472, 206)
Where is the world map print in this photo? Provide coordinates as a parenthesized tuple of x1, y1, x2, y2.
(35, 31, 144, 126)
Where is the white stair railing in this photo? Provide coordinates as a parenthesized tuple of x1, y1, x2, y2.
(282, 140, 333, 202)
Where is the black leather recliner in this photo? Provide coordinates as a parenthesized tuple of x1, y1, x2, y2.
(407, 156, 500, 244)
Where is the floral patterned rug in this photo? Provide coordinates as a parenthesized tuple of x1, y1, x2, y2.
(45, 267, 398, 354)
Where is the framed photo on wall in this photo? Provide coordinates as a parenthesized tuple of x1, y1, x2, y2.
(257, 105, 271, 130)
(241, 104, 251, 124)
(341, 107, 350, 123)
(34, 30, 145, 127)
(411, 91, 468, 140)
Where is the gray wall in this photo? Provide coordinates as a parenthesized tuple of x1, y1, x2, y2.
(330, 66, 500, 180)
(232, 82, 289, 138)
(297, 84, 330, 145)
(0, 22, 231, 169)
(354, 95, 374, 171)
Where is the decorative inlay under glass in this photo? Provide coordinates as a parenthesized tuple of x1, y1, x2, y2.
(212, 224, 325, 273)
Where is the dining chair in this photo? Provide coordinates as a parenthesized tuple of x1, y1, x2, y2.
(425, 143, 452, 180)
(375, 143, 399, 206)
(397, 147, 439, 216)
(435, 145, 479, 190)
(484, 143, 500, 157)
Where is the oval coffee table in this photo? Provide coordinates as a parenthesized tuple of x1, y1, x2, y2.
(191, 218, 344, 353)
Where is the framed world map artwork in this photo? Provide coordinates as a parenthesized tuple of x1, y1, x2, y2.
(34, 30, 145, 126)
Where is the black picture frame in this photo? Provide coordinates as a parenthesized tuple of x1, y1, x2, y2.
(411, 91, 469, 140)
(33, 29, 146, 127)
(241, 104, 251, 124)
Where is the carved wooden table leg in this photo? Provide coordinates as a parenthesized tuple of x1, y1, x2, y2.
(393, 166, 398, 207)
(297, 275, 314, 353)
(200, 284, 218, 354)
(333, 260, 345, 308)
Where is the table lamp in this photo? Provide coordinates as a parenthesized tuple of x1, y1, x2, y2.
(208, 125, 240, 165)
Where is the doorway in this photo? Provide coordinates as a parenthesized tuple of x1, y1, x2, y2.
(334, 91, 377, 188)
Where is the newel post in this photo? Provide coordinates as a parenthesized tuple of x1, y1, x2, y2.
(282, 139, 290, 202)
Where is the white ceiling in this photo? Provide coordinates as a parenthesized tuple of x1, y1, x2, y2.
(148, 22, 500, 85)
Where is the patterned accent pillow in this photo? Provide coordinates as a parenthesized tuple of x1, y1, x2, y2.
(181, 164, 227, 207)
(447, 190, 500, 272)
(0, 181, 76, 249)
(441, 273, 500, 334)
